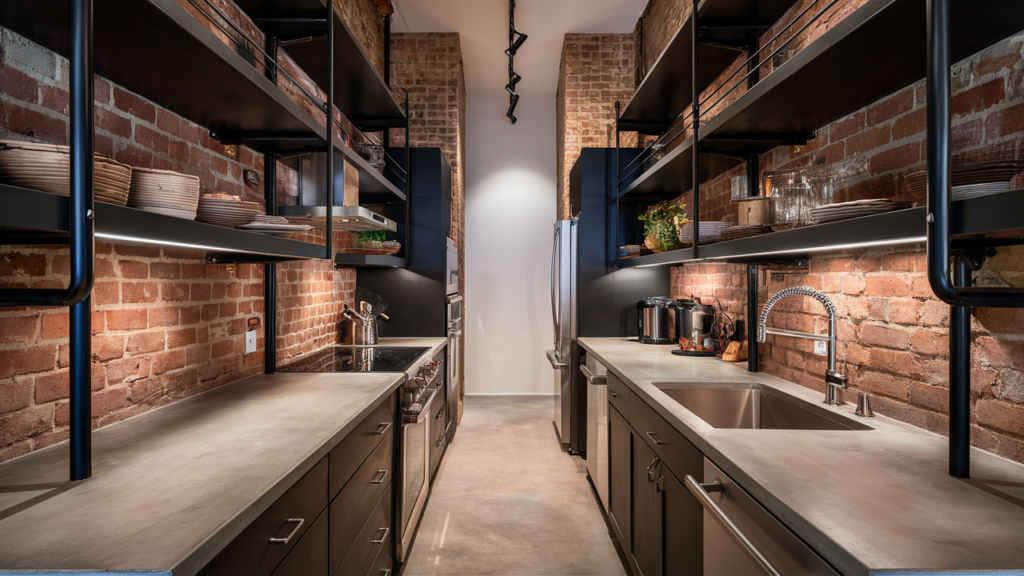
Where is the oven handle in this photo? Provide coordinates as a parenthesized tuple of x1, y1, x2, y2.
(406, 387, 441, 425)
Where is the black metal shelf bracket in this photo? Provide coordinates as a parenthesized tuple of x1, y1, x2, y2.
(0, 0, 95, 482)
(925, 0, 1024, 479)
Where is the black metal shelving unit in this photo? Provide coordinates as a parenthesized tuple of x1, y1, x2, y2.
(333, 254, 405, 268)
(613, 0, 1024, 479)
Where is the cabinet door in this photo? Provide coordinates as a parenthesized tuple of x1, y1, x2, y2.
(660, 466, 702, 576)
(608, 404, 631, 554)
(631, 430, 661, 576)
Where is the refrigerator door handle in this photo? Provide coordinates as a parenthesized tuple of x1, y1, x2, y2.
(546, 349, 567, 369)
(551, 226, 560, 350)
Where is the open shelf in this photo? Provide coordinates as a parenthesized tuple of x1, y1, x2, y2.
(619, 0, 800, 132)
(0, 185, 327, 263)
(335, 136, 406, 203)
(619, 0, 1024, 197)
(233, 0, 406, 132)
(0, 0, 329, 155)
(619, 188, 1024, 267)
(333, 253, 405, 268)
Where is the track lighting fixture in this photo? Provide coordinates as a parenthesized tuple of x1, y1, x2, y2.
(505, 0, 526, 124)
(505, 31, 528, 56)
(507, 94, 519, 123)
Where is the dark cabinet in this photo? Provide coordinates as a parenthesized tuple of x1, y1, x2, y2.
(272, 509, 329, 576)
(660, 465, 702, 576)
(630, 430, 661, 576)
(608, 404, 631, 553)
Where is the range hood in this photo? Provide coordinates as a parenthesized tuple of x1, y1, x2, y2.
(277, 205, 398, 232)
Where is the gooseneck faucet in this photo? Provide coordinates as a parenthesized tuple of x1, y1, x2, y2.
(758, 286, 848, 405)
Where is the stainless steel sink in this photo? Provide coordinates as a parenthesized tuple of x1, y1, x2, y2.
(654, 383, 870, 430)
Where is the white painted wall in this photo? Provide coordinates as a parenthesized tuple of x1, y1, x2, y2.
(464, 96, 557, 394)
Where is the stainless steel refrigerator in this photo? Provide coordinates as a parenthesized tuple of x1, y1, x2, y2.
(547, 148, 670, 455)
(549, 219, 577, 449)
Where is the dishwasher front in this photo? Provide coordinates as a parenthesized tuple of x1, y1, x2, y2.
(687, 458, 838, 576)
(582, 354, 608, 512)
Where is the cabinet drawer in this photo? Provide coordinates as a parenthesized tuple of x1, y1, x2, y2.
(200, 457, 328, 576)
(331, 392, 396, 499)
(366, 525, 394, 576)
(630, 394, 703, 485)
(429, 390, 447, 480)
(329, 428, 394, 574)
(607, 373, 631, 418)
(333, 487, 392, 576)
(272, 508, 329, 576)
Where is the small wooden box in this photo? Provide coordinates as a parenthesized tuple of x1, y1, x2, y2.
(343, 159, 359, 206)
(737, 197, 771, 226)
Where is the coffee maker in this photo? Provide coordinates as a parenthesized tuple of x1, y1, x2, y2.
(676, 299, 715, 346)
(636, 297, 677, 344)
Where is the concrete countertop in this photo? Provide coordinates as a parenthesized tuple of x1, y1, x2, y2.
(580, 337, 1024, 575)
(0, 337, 446, 575)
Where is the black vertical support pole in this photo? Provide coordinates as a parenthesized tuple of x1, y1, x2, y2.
(691, 8, 700, 260)
(325, 0, 334, 261)
(404, 94, 411, 258)
(747, 264, 759, 373)
(69, 0, 94, 482)
(615, 101, 621, 267)
(383, 15, 391, 86)
(264, 34, 278, 84)
(949, 257, 971, 478)
(926, 0, 954, 303)
(264, 154, 277, 375)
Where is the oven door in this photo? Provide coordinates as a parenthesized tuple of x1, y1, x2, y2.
(397, 385, 440, 562)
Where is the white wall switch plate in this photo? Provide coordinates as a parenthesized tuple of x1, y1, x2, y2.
(245, 330, 257, 354)
(814, 340, 828, 356)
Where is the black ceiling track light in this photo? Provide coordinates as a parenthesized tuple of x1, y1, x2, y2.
(505, 0, 526, 123)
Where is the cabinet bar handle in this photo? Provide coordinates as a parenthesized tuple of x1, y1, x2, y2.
(371, 469, 388, 484)
(372, 527, 390, 544)
(580, 365, 607, 385)
(269, 518, 304, 544)
(375, 421, 392, 435)
(684, 475, 781, 576)
(646, 431, 666, 445)
(609, 391, 619, 398)
(646, 456, 660, 482)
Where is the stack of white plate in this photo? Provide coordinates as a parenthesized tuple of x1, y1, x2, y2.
(810, 199, 911, 224)
(677, 221, 731, 244)
(127, 167, 200, 219)
(0, 140, 132, 206)
(952, 181, 1011, 201)
(719, 224, 773, 241)
(196, 193, 263, 227)
(238, 214, 313, 237)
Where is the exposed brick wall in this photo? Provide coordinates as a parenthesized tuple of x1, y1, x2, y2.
(663, 13, 1024, 464)
(335, 0, 386, 78)
(0, 0, 387, 463)
(388, 32, 467, 421)
(557, 34, 636, 220)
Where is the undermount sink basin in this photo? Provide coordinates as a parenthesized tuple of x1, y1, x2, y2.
(655, 383, 871, 431)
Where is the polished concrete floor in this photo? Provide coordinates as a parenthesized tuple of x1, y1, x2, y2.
(402, 395, 628, 576)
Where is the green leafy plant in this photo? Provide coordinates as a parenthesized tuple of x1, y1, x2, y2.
(639, 200, 689, 252)
(357, 230, 389, 246)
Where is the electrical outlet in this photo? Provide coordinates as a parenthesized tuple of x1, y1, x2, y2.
(245, 330, 257, 354)
(814, 340, 828, 356)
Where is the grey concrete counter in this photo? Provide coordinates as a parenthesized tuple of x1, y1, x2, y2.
(0, 370, 407, 575)
(580, 337, 1024, 575)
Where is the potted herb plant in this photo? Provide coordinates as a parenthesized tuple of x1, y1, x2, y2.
(638, 200, 689, 253)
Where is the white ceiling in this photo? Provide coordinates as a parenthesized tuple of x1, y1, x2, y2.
(392, 0, 646, 98)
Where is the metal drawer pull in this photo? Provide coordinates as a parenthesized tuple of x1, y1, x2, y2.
(684, 476, 781, 576)
(371, 469, 388, 484)
(375, 422, 392, 435)
(436, 431, 447, 447)
(435, 405, 445, 420)
(609, 391, 619, 398)
(646, 431, 666, 445)
(381, 569, 391, 576)
(269, 518, 304, 545)
(580, 365, 607, 385)
(646, 456, 660, 482)
(372, 527, 390, 545)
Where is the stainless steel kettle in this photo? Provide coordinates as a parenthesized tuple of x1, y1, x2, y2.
(676, 299, 715, 344)
(636, 297, 676, 345)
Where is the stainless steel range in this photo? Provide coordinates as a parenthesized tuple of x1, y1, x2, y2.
(279, 344, 444, 563)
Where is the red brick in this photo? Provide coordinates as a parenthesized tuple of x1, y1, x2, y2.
(0, 253, 47, 277)
(2, 100, 67, 144)
(867, 89, 914, 126)
(113, 87, 156, 123)
(0, 344, 56, 379)
(950, 78, 1004, 118)
(908, 382, 949, 413)
(870, 142, 920, 175)
(150, 263, 180, 279)
(977, 399, 1024, 439)
(0, 64, 39, 102)
(846, 125, 890, 156)
(122, 282, 160, 304)
(91, 386, 129, 419)
(0, 406, 53, 447)
(0, 315, 38, 344)
(135, 124, 170, 154)
(118, 260, 149, 279)
(910, 330, 947, 356)
(156, 108, 180, 135)
(891, 108, 926, 141)
(976, 337, 1024, 370)
(114, 244, 161, 258)
(94, 77, 111, 104)
(859, 324, 911, 350)
(92, 282, 120, 305)
(151, 349, 186, 375)
(974, 307, 1024, 335)
(211, 339, 238, 359)
(105, 357, 150, 385)
(95, 108, 132, 138)
(864, 275, 910, 297)
(167, 328, 197, 349)
(984, 102, 1024, 141)
(91, 335, 125, 362)
(0, 377, 32, 413)
(106, 309, 148, 331)
(39, 85, 69, 115)
(161, 282, 190, 302)
(828, 111, 865, 142)
(127, 332, 166, 355)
